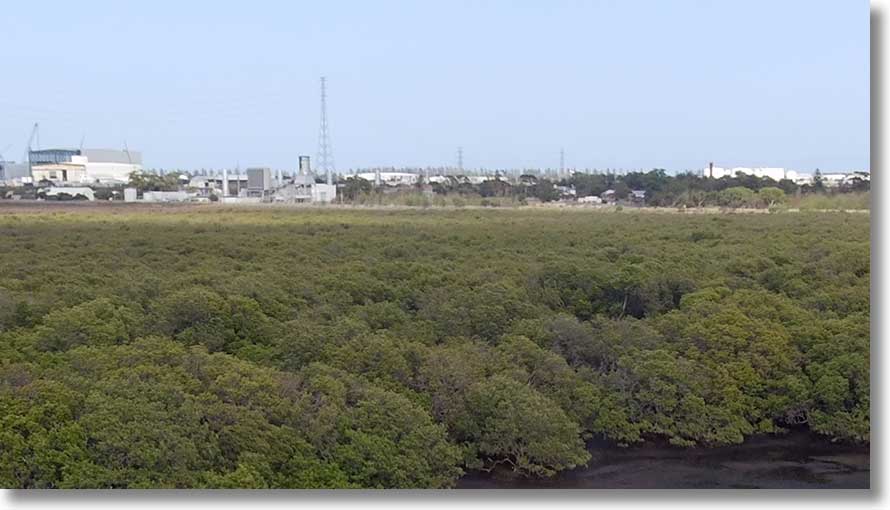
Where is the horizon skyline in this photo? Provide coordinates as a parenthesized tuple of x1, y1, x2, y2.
(13, 139, 871, 174)
(1, 0, 869, 172)
(139, 162, 867, 176)
(11, 138, 872, 174)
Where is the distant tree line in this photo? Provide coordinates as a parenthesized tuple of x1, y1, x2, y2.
(120, 168, 869, 209)
(382, 169, 870, 207)
(128, 171, 185, 192)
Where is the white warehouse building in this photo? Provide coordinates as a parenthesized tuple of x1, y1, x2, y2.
(350, 172, 420, 186)
(703, 164, 869, 187)
(29, 148, 142, 185)
(704, 165, 801, 182)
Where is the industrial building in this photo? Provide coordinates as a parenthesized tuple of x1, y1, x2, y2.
(310, 183, 336, 203)
(355, 170, 508, 187)
(189, 173, 248, 197)
(28, 148, 143, 185)
(246, 167, 273, 199)
(291, 174, 316, 201)
(183, 157, 337, 204)
(820, 172, 870, 187)
(703, 165, 802, 182)
(425, 174, 503, 185)
(702, 164, 869, 187)
(0, 161, 30, 184)
(351, 171, 420, 187)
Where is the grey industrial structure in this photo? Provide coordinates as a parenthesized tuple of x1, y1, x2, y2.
(0, 161, 30, 181)
(246, 167, 273, 198)
(180, 156, 336, 204)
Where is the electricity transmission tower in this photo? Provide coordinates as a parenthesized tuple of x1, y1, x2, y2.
(317, 76, 335, 185)
(457, 146, 464, 174)
(559, 147, 565, 176)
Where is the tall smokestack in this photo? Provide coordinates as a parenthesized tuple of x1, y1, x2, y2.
(709, 162, 714, 179)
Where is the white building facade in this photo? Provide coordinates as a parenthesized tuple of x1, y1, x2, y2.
(704, 166, 799, 182)
(29, 148, 142, 185)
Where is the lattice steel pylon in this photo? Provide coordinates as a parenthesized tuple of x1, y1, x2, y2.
(317, 76, 335, 185)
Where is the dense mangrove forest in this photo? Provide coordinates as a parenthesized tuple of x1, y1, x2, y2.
(0, 204, 869, 488)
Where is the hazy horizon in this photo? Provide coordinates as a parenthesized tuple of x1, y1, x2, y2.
(1, 0, 870, 172)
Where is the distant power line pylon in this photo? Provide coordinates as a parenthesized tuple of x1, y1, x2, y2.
(317, 76, 335, 185)
(457, 146, 464, 173)
(559, 147, 565, 176)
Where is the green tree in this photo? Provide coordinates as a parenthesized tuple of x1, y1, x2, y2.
(758, 187, 786, 208)
(719, 186, 757, 208)
(463, 375, 590, 476)
(127, 171, 183, 192)
(35, 299, 140, 352)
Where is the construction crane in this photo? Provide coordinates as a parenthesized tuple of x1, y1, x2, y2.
(23, 123, 39, 165)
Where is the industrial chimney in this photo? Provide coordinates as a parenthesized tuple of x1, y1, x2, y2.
(299, 155, 311, 176)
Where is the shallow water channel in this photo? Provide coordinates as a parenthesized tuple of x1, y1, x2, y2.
(457, 432, 869, 489)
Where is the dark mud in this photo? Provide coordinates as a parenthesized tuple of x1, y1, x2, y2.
(457, 432, 869, 489)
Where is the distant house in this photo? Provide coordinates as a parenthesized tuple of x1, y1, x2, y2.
(630, 190, 646, 204)
(601, 189, 616, 203)
(518, 174, 538, 187)
(554, 185, 576, 200)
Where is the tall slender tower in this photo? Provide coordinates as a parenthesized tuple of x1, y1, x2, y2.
(457, 147, 464, 174)
(559, 147, 565, 177)
(317, 77, 335, 185)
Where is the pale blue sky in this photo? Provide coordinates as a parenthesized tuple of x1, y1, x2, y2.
(0, 0, 869, 172)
